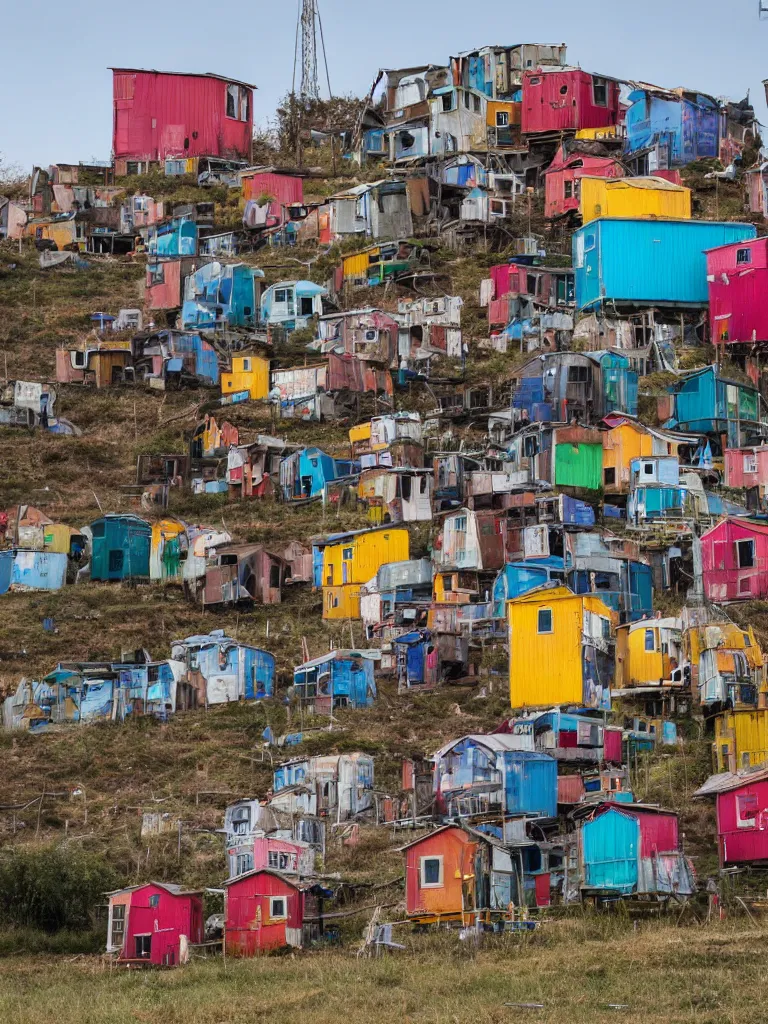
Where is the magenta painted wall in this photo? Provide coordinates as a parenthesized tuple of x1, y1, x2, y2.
(118, 884, 203, 966)
(521, 70, 621, 135)
(716, 779, 768, 865)
(112, 70, 253, 163)
(544, 154, 623, 219)
(242, 172, 304, 223)
(707, 239, 768, 344)
(702, 518, 768, 601)
(632, 809, 679, 857)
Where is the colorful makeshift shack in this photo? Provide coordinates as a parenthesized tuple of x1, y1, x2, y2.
(269, 753, 375, 822)
(292, 650, 378, 714)
(573, 802, 695, 898)
(106, 882, 203, 965)
(202, 544, 288, 607)
(614, 618, 685, 696)
(392, 630, 439, 693)
(695, 768, 768, 867)
(170, 632, 275, 707)
(508, 585, 616, 711)
(87, 514, 151, 581)
(432, 734, 556, 819)
(701, 518, 768, 603)
(320, 526, 409, 620)
(707, 237, 768, 347)
(224, 870, 324, 955)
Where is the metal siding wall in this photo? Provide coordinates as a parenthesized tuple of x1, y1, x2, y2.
(584, 220, 757, 307)
(582, 809, 640, 891)
(509, 595, 584, 708)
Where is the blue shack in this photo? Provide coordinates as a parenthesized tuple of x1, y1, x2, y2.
(573, 219, 756, 311)
(492, 558, 566, 618)
(627, 456, 683, 525)
(279, 447, 343, 502)
(533, 710, 606, 764)
(292, 649, 378, 713)
(433, 734, 557, 819)
(10, 550, 68, 591)
(181, 263, 264, 331)
(0, 549, 13, 594)
(664, 365, 768, 446)
(147, 216, 198, 257)
(261, 280, 327, 332)
(87, 515, 151, 582)
(392, 629, 438, 692)
(575, 802, 695, 897)
(170, 632, 275, 706)
(624, 85, 720, 171)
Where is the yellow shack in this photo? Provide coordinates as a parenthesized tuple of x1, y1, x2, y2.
(714, 709, 768, 773)
(580, 176, 692, 226)
(322, 525, 409, 620)
(602, 419, 684, 495)
(614, 617, 685, 695)
(508, 585, 617, 710)
(221, 355, 270, 402)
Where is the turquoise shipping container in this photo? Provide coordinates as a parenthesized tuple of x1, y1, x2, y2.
(573, 218, 757, 310)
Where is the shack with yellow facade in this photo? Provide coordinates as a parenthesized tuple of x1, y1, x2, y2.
(321, 526, 410, 620)
(580, 176, 692, 226)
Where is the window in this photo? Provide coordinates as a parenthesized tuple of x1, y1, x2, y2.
(643, 463, 654, 476)
(135, 935, 152, 959)
(529, 76, 541, 86)
(644, 629, 655, 652)
(559, 84, 569, 96)
(108, 550, 124, 573)
(275, 289, 288, 304)
(242, 358, 251, 372)
(537, 608, 553, 634)
(564, 180, 574, 200)
(744, 632, 753, 648)
(744, 453, 758, 474)
(270, 563, 281, 589)
(496, 111, 509, 127)
(232, 807, 250, 834)
(441, 92, 455, 112)
(269, 896, 287, 920)
(226, 83, 250, 122)
(473, 94, 481, 113)
(342, 547, 353, 560)
(592, 77, 608, 106)
(110, 904, 126, 949)
(736, 539, 755, 569)
(235, 853, 253, 874)
(567, 365, 589, 383)
(463, 91, 471, 109)
(737, 792, 759, 828)
(148, 894, 160, 908)
(299, 296, 314, 317)
(736, 248, 752, 265)
(420, 855, 443, 888)
(604, 468, 616, 486)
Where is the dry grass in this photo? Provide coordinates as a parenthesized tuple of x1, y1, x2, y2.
(0, 918, 765, 1023)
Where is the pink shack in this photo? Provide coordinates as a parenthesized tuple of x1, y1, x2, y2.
(241, 168, 304, 229)
(544, 144, 624, 219)
(111, 68, 255, 176)
(706, 237, 768, 346)
(724, 445, 768, 500)
(521, 68, 621, 136)
(701, 517, 768, 602)
(697, 768, 768, 867)
(106, 882, 203, 966)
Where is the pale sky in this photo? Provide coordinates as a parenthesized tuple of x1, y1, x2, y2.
(2, 0, 767, 169)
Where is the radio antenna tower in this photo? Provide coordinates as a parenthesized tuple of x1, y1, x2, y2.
(292, 0, 332, 100)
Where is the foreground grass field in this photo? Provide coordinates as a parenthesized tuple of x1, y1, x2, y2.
(1, 919, 765, 1024)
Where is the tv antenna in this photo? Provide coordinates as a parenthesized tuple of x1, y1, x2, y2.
(292, 0, 332, 100)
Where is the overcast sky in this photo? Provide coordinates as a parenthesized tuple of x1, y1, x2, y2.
(2, 0, 767, 169)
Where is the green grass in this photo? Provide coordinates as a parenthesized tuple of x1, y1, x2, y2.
(0, 919, 766, 1023)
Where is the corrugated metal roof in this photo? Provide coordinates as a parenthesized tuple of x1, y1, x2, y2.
(695, 766, 768, 797)
(109, 67, 257, 90)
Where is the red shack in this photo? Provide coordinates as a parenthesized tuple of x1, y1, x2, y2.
(224, 869, 321, 955)
(521, 68, 621, 136)
(706, 237, 768, 346)
(724, 445, 768, 497)
(701, 517, 768, 602)
(111, 68, 255, 176)
(241, 168, 305, 228)
(544, 144, 624, 219)
(106, 882, 203, 966)
(698, 769, 768, 867)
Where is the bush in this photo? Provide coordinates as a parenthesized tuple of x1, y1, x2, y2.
(0, 845, 119, 933)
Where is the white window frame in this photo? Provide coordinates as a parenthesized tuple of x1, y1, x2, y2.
(270, 896, 288, 920)
(419, 855, 444, 888)
(537, 608, 554, 635)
